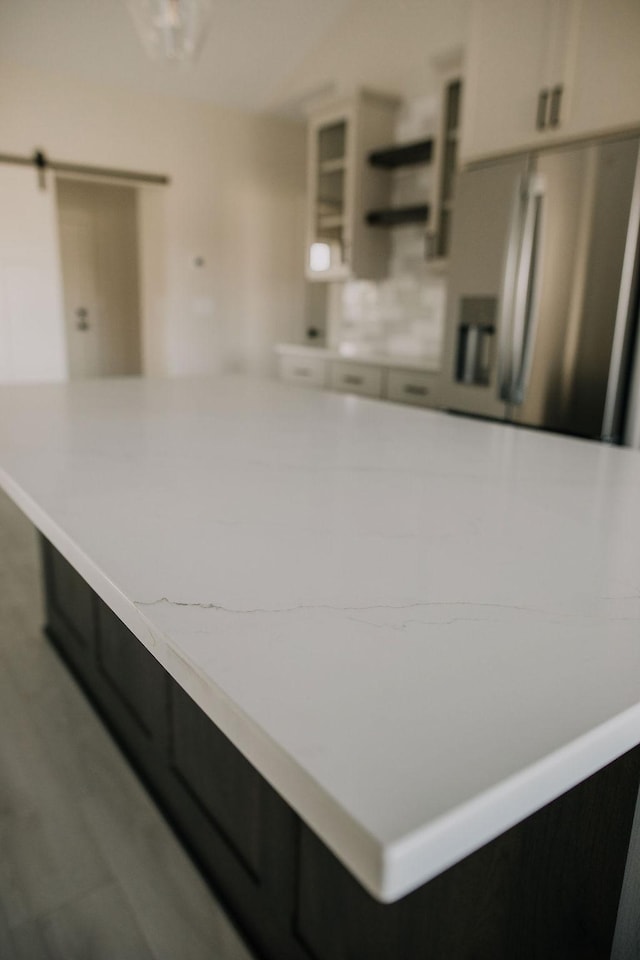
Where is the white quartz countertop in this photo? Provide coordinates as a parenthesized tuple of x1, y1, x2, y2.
(1, 375, 640, 903)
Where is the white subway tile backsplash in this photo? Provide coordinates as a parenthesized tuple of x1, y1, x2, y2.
(329, 270, 446, 360)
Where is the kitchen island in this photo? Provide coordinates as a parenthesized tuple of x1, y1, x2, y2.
(1, 375, 640, 959)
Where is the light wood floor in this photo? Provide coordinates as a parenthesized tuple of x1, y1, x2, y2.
(0, 489, 255, 960)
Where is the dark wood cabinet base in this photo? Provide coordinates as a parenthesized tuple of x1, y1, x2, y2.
(40, 536, 640, 960)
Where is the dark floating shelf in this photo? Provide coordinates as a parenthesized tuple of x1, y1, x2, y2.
(366, 204, 429, 227)
(368, 139, 433, 169)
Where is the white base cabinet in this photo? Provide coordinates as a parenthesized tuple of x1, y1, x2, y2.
(276, 346, 441, 410)
(386, 368, 439, 408)
(329, 360, 383, 399)
(277, 353, 327, 390)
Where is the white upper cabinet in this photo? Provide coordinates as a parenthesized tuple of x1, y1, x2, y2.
(460, 0, 555, 163)
(460, 0, 640, 165)
(568, 0, 640, 140)
(305, 91, 399, 282)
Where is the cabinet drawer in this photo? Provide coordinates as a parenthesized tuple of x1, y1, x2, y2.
(385, 369, 440, 408)
(278, 354, 326, 388)
(330, 361, 383, 398)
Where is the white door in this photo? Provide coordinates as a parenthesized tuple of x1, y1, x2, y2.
(56, 179, 142, 379)
(0, 165, 67, 383)
(58, 207, 101, 379)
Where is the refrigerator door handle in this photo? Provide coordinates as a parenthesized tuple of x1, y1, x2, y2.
(497, 175, 528, 402)
(511, 174, 545, 406)
(602, 145, 640, 442)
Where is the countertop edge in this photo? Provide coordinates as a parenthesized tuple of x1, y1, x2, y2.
(6, 453, 640, 903)
(379, 703, 640, 900)
(0, 465, 388, 901)
(274, 342, 442, 374)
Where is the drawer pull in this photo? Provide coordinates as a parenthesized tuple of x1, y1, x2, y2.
(343, 374, 364, 386)
(536, 88, 549, 130)
(403, 384, 428, 396)
(549, 85, 563, 127)
(293, 367, 311, 377)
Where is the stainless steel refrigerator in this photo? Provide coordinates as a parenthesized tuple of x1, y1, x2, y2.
(439, 133, 640, 441)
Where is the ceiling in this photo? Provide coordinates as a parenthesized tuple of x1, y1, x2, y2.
(0, 0, 354, 114)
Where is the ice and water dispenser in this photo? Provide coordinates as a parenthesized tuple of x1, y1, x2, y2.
(455, 296, 497, 386)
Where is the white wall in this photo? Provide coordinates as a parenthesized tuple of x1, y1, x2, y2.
(0, 62, 307, 379)
(272, 0, 470, 110)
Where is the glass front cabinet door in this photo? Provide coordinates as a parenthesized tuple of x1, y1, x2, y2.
(305, 91, 399, 282)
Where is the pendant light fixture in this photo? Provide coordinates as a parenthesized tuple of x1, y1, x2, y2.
(126, 0, 212, 63)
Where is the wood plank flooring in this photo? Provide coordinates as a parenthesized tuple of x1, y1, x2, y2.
(0, 489, 255, 960)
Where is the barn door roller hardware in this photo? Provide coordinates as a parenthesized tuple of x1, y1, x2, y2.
(0, 148, 170, 189)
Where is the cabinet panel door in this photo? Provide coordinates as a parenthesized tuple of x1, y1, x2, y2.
(461, 0, 549, 163)
(165, 678, 305, 960)
(296, 824, 509, 960)
(41, 538, 94, 670)
(567, 0, 640, 140)
(96, 598, 167, 740)
(169, 681, 263, 877)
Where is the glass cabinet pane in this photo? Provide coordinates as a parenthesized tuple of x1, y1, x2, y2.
(310, 119, 348, 274)
(446, 80, 461, 133)
(434, 79, 462, 260)
(318, 121, 346, 164)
